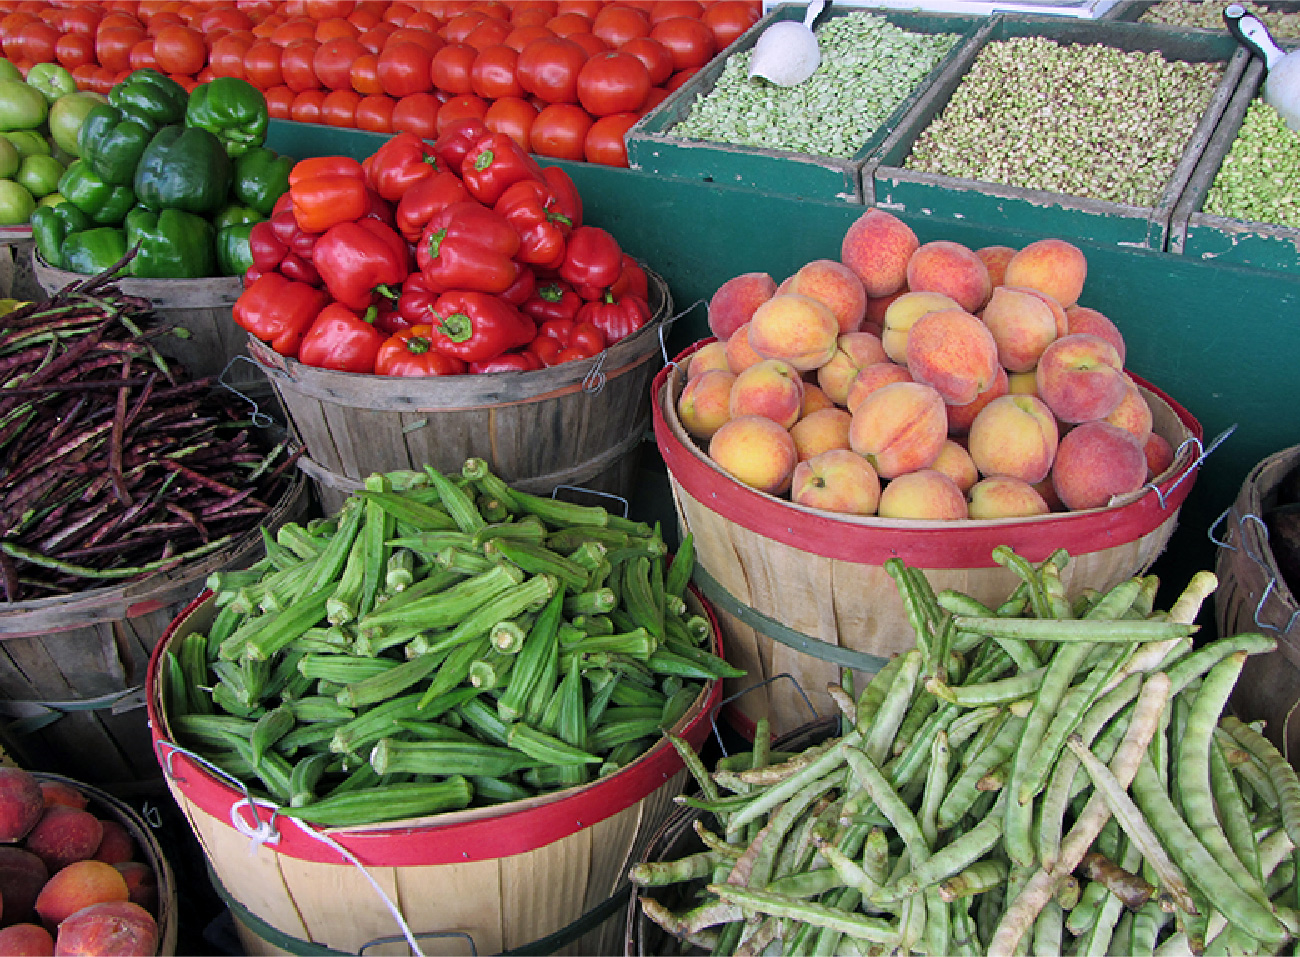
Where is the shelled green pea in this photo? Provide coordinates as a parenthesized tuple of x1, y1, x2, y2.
(1140, 0, 1300, 38)
(1204, 98, 1300, 227)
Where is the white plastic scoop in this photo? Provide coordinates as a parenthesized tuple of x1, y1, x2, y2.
(749, 0, 828, 88)
(1225, 3, 1300, 131)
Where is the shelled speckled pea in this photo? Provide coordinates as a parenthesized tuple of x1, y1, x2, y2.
(902, 36, 1223, 207)
(669, 11, 959, 160)
(1139, 0, 1300, 38)
(1204, 99, 1300, 227)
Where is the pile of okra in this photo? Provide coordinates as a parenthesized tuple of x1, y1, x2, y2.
(636, 547, 1300, 956)
(159, 458, 742, 828)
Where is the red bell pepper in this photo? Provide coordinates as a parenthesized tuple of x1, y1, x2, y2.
(366, 131, 443, 203)
(577, 292, 651, 345)
(560, 226, 623, 299)
(608, 254, 649, 302)
(499, 266, 537, 308)
(433, 118, 490, 176)
(361, 187, 398, 229)
(541, 165, 583, 230)
(297, 302, 386, 374)
(247, 219, 317, 286)
(396, 272, 439, 326)
(522, 280, 583, 324)
(289, 156, 370, 234)
(395, 171, 472, 244)
(526, 335, 563, 367)
(469, 351, 545, 374)
(373, 298, 410, 336)
(461, 132, 546, 207)
(417, 201, 521, 295)
(312, 219, 411, 311)
(375, 325, 468, 376)
(427, 290, 535, 363)
(233, 273, 332, 358)
(494, 178, 575, 269)
(536, 316, 607, 363)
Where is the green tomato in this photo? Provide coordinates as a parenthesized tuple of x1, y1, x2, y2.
(1, 131, 50, 159)
(0, 60, 22, 84)
(0, 79, 48, 132)
(16, 154, 63, 199)
(48, 91, 106, 158)
(0, 179, 35, 225)
(25, 64, 76, 105)
(0, 137, 17, 180)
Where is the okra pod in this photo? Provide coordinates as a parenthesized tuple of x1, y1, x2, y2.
(370, 737, 536, 777)
(280, 778, 473, 826)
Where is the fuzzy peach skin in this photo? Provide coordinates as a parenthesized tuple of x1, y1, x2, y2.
(708, 415, 799, 496)
(708, 272, 777, 341)
(1007, 370, 1039, 396)
(845, 361, 913, 415)
(931, 438, 979, 492)
(863, 289, 904, 336)
(1104, 375, 1154, 445)
(1051, 420, 1148, 511)
(34, 861, 128, 929)
(25, 807, 103, 873)
(1035, 333, 1127, 424)
(848, 381, 948, 479)
(685, 340, 730, 380)
(881, 291, 960, 363)
(791, 449, 882, 515)
(906, 240, 993, 313)
(747, 293, 841, 371)
(841, 207, 918, 298)
(905, 308, 1000, 407)
(1003, 238, 1087, 308)
(967, 394, 1060, 485)
(724, 321, 765, 374)
(1144, 432, 1175, 479)
(946, 366, 1009, 436)
(1064, 304, 1126, 362)
(677, 369, 736, 441)
(54, 901, 158, 957)
(980, 286, 1060, 372)
(977, 245, 1017, 288)
(0, 847, 50, 926)
(800, 383, 836, 416)
(877, 469, 969, 520)
(787, 259, 868, 334)
(968, 475, 1051, 519)
(0, 768, 45, 843)
(728, 359, 804, 429)
(816, 331, 888, 406)
(790, 407, 852, 462)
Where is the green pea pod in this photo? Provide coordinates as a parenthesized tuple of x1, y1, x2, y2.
(30, 201, 90, 269)
(133, 124, 231, 216)
(186, 77, 269, 158)
(58, 159, 135, 225)
(124, 206, 216, 278)
(60, 226, 127, 275)
(107, 68, 188, 131)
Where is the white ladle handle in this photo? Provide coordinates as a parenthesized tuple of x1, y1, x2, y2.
(802, 0, 827, 29)
(1225, 3, 1287, 70)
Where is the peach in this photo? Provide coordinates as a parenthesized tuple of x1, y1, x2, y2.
(791, 449, 882, 515)
(685, 340, 730, 380)
(24, 806, 103, 872)
(967, 394, 1060, 485)
(980, 286, 1060, 372)
(816, 332, 888, 406)
(776, 275, 796, 294)
(34, 861, 128, 929)
(1103, 376, 1153, 445)
(91, 822, 133, 868)
(112, 862, 156, 914)
(877, 469, 969, 520)
(932, 439, 979, 492)
(947, 366, 1009, 436)
(38, 783, 88, 812)
(905, 308, 1000, 407)
(1003, 238, 1087, 308)
(968, 476, 1051, 520)
(790, 407, 852, 462)
(729, 359, 804, 429)
(1035, 333, 1127, 424)
(841, 207, 918, 298)
(977, 245, 1017, 288)
(848, 381, 948, 479)
(1051, 420, 1148, 511)
(0, 847, 50, 925)
(864, 289, 905, 335)
(54, 901, 157, 957)
(724, 321, 765, 374)
(709, 415, 798, 496)
(708, 271, 777, 341)
(0, 768, 46, 843)
(747, 294, 840, 371)
(677, 369, 736, 441)
(1064, 304, 1126, 362)
(905, 240, 993, 313)
(1007, 370, 1038, 396)
(800, 383, 836, 416)
(1034, 476, 1066, 512)
(787, 259, 868, 334)
(1144, 432, 1176, 479)
(881, 291, 960, 363)
(0, 924, 54, 956)
(845, 361, 913, 414)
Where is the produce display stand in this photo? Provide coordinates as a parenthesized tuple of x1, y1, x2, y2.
(0, 224, 39, 302)
(624, 4, 987, 203)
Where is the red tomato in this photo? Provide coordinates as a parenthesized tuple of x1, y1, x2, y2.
(568, 31, 608, 56)
(403, 11, 441, 33)
(72, 63, 100, 92)
(649, 1, 703, 23)
(472, 1, 513, 20)
(640, 84, 670, 114)
(264, 84, 295, 118)
(435, 92, 488, 135)
(349, 4, 383, 31)
(516, 35, 586, 104)
(504, 24, 550, 52)
(61, 6, 103, 36)
(209, 31, 253, 79)
(440, 10, 484, 42)
(305, 0, 356, 18)
(463, 17, 511, 50)
(55, 32, 96, 70)
(315, 17, 359, 43)
(349, 52, 382, 94)
(386, 26, 444, 54)
(17, 20, 57, 63)
(592, 5, 649, 47)
(128, 37, 158, 70)
(95, 25, 146, 72)
(664, 66, 697, 91)
(355, 93, 396, 132)
(575, 51, 649, 116)
(204, 9, 254, 35)
(430, 41, 477, 95)
(650, 16, 714, 72)
(483, 95, 537, 151)
(510, 6, 553, 28)
(546, 11, 590, 37)
(270, 17, 316, 47)
(243, 39, 284, 88)
(314, 36, 367, 90)
(530, 102, 592, 161)
(358, 23, 395, 53)
(558, 0, 602, 15)
(280, 39, 320, 91)
(619, 35, 672, 87)
(146, 13, 187, 37)
(471, 44, 522, 99)
(392, 91, 442, 137)
(319, 88, 361, 126)
(378, 39, 434, 96)
(290, 88, 327, 123)
(153, 22, 205, 74)
(584, 111, 637, 167)
(701, 0, 759, 50)
(383, 2, 416, 25)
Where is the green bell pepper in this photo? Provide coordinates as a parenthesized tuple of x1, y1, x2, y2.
(133, 125, 231, 216)
(31, 201, 91, 269)
(61, 226, 127, 275)
(185, 77, 269, 158)
(25, 63, 77, 105)
(58, 159, 135, 225)
(232, 147, 292, 217)
(77, 104, 153, 186)
(213, 203, 262, 230)
(217, 222, 255, 277)
(124, 206, 216, 278)
(107, 69, 188, 131)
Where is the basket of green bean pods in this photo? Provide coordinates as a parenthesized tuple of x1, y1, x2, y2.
(628, 548, 1300, 955)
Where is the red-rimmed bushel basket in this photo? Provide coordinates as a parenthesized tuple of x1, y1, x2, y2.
(146, 587, 723, 957)
(652, 339, 1204, 739)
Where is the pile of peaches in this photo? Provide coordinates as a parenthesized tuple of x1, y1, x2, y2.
(676, 208, 1175, 520)
(0, 766, 160, 956)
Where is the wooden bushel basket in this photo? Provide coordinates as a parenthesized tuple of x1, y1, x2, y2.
(145, 588, 723, 957)
(1214, 444, 1300, 764)
(0, 227, 40, 302)
(652, 340, 1204, 738)
(249, 270, 672, 516)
